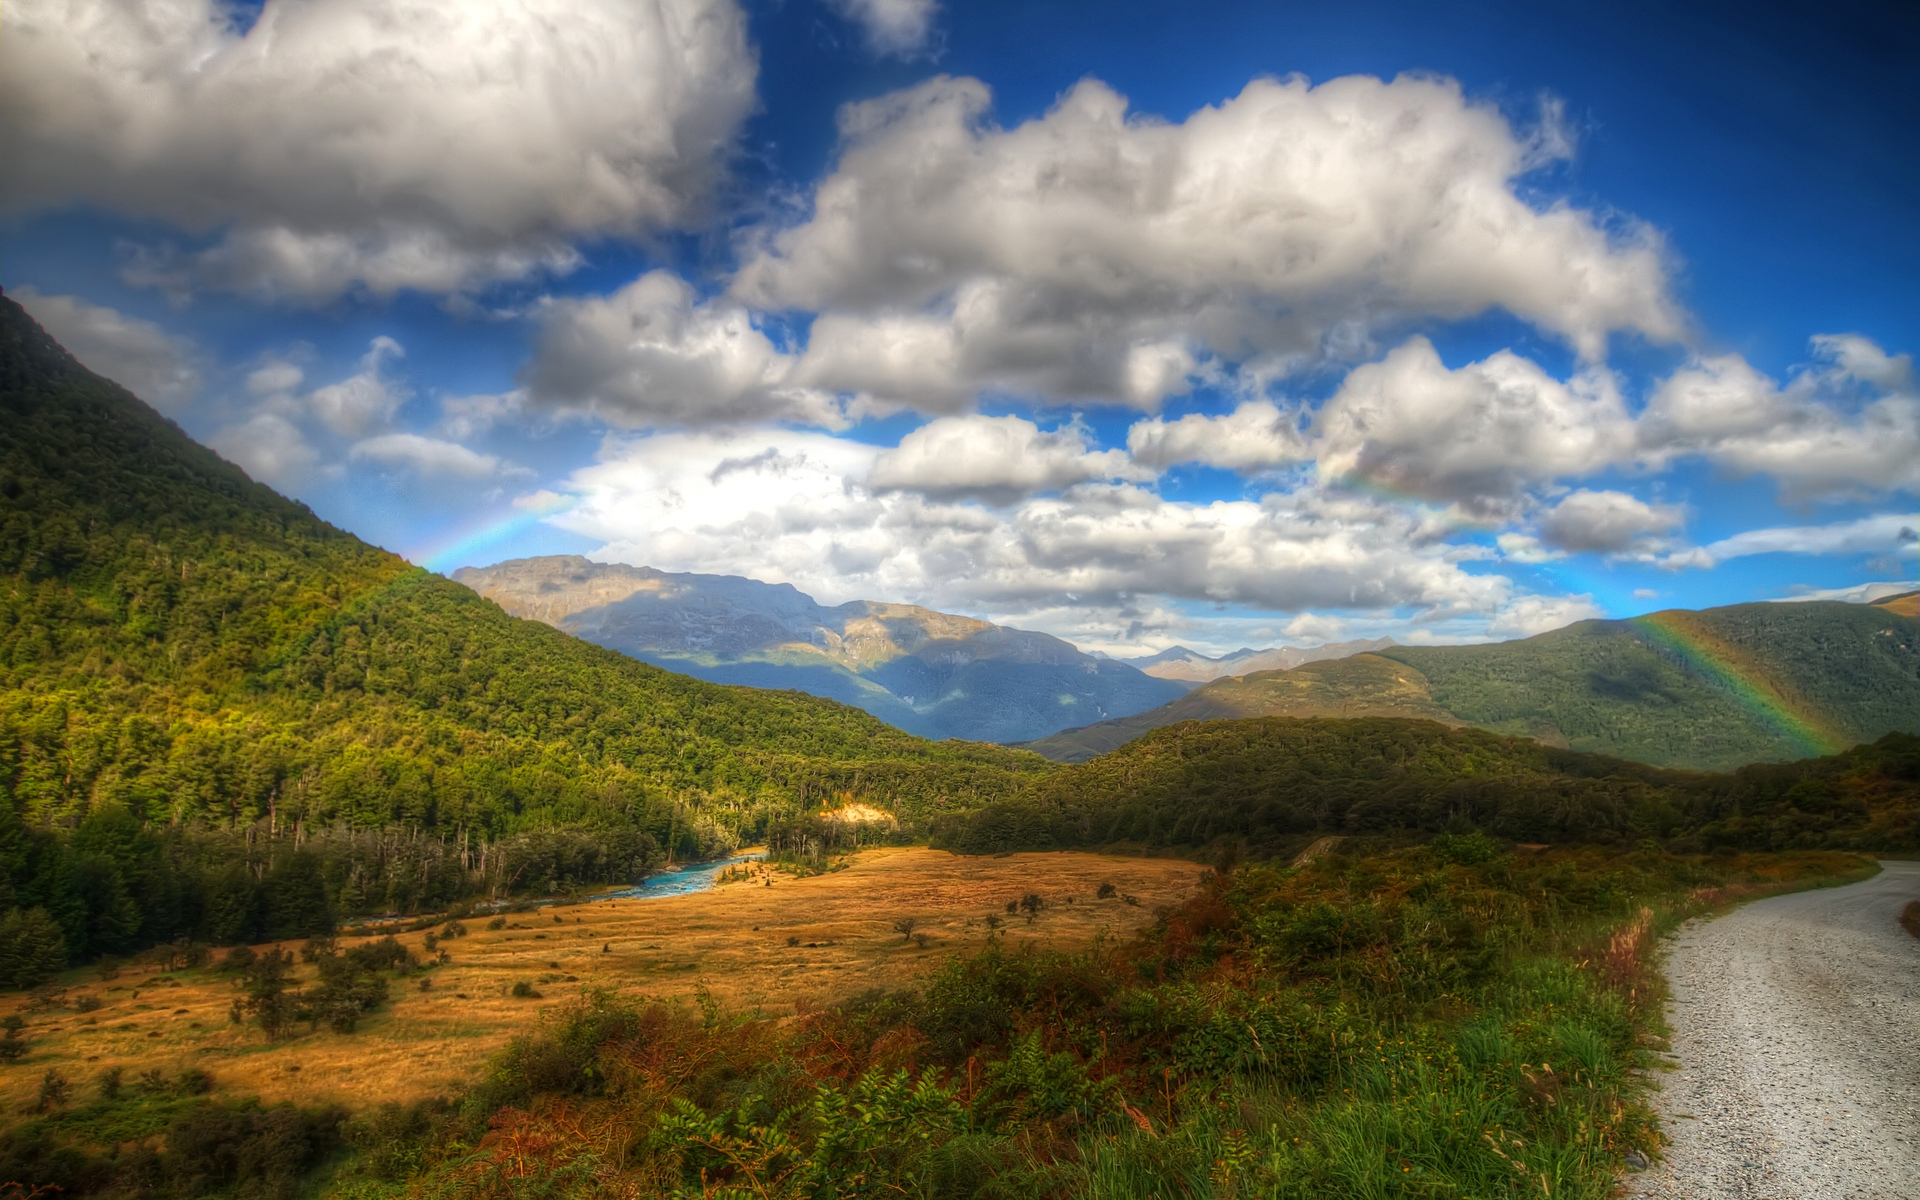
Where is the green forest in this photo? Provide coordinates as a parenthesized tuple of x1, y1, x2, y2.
(940, 717, 1919, 857)
(1027, 602, 1919, 771)
(0, 292, 1042, 968)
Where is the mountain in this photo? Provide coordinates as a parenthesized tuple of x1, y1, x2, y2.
(935, 716, 1920, 855)
(1024, 599, 1920, 771)
(1120, 637, 1395, 686)
(453, 557, 1187, 743)
(0, 290, 1044, 954)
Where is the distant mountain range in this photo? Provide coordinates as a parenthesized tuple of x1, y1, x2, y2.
(453, 557, 1187, 743)
(1024, 594, 1920, 771)
(1120, 638, 1396, 687)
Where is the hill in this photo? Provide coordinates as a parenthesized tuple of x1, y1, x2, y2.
(1024, 599, 1919, 771)
(0, 291, 1044, 958)
(939, 716, 1920, 855)
(453, 556, 1185, 742)
(1120, 637, 1394, 686)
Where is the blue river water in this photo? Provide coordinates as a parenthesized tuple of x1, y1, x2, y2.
(586, 852, 766, 902)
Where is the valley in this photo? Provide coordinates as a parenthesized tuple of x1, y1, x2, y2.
(0, 848, 1198, 1115)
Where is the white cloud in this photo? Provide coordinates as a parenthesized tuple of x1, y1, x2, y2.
(247, 356, 306, 399)
(1643, 336, 1920, 500)
(12, 287, 200, 411)
(350, 433, 520, 479)
(1126, 400, 1307, 472)
(1769, 580, 1918, 604)
(827, 0, 939, 58)
(1312, 337, 1635, 509)
(1537, 488, 1682, 554)
(1495, 533, 1562, 564)
(210, 413, 317, 485)
(1663, 512, 1919, 569)
(437, 391, 526, 443)
(868, 415, 1146, 502)
(1483, 593, 1604, 640)
(0, 0, 756, 300)
(307, 337, 408, 436)
(1810, 333, 1913, 391)
(524, 271, 842, 428)
(544, 425, 1522, 622)
(728, 72, 1678, 413)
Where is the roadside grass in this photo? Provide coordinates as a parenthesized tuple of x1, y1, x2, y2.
(307, 842, 1868, 1199)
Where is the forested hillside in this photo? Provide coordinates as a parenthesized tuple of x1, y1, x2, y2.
(1027, 600, 1919, 770)
(941, 717, 1918, 855)
(0, 292, 1042, 962)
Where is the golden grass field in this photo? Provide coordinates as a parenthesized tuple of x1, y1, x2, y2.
(0, 848, 1201, 1114)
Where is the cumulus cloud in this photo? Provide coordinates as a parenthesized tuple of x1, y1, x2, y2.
(1483, 593, 1604, 639)
(350, 433, 521, 479)
(827, 0, 939, 58)
(1663, 512, 1919, 570)
(0, 0, 756, 300)
(1643, 336, 1920, 499)
(543, 426, 1526, 623)
(211, 413, 317, 485)
(1537, 489, 1682, 554)
(12, 287, 200, 411)
(1126, 401, 1307, 472)
(728, 72, 1678, 413)
(524, 272, 842, 428)
(307, 338, 409, 436)
(1312, 337, 1635, 510)
(868, 415, 1146, 502)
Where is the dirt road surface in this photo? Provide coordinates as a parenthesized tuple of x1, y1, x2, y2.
(1620, 860, 1920, 1200)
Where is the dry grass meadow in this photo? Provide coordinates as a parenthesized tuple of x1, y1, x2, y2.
(0, 848, 1201, 1114)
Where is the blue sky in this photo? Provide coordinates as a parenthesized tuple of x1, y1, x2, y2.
(2, 0, 1914, 655)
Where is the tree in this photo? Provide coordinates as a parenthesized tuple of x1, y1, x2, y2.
(241, 948, 299, 1040)
(0, 907, 69, 989)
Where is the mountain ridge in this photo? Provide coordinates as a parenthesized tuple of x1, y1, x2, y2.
(1023, 599, 1919, 771)
(1119, 637, 1397, 685)
(453, 556, 1186, 743)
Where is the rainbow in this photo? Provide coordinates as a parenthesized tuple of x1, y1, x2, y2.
(1628, 609, 1848, 759)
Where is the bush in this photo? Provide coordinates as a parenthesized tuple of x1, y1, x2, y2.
(310, 954, 391, 1034)
(164, 1099, 348, 1197)
(510, 981, 542, 999)
(487, 916, 507, 931)
(34, 1069, 71, 1113)
(1432, 831, 1505, 865)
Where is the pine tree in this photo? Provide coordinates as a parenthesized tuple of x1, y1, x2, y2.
(0, 907, 69, 989)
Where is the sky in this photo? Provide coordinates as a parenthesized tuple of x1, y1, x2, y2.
(2, 0, 1916, 657)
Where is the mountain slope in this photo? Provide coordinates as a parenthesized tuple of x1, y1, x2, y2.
(0, 291, 1043, 843)
(1024, 600, 1919, 771)
(938, 716, 1920, 855)
(453, 556, 1186, 742)
(1121, 637, 1394, 686)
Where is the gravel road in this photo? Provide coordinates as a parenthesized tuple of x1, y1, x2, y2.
(1618, 860, 1920, 1200)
